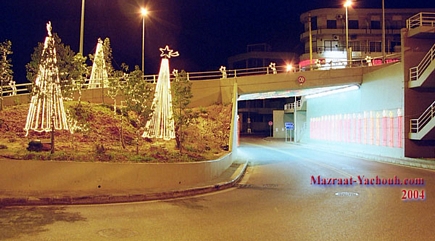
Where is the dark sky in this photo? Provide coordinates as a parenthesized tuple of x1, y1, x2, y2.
(1, 0, 435, 83)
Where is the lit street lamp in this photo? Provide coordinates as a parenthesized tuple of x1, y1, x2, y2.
(344, 0, 352, 67)
(141, 8, 148, 74)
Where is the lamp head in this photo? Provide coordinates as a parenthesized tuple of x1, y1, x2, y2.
(141, 8, 148, 17)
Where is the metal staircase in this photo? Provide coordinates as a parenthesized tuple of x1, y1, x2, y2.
(409, 43, 435, 88)
(407, 12, 435, 140)
(410, 101, 435, 140)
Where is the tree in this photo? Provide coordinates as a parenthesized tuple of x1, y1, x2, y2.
(123, 65, 155, 154)
(102, 38, 115, 77)
(26, 33, 76, 97)
(69, 53, 89, 103)
(108, 62, 128, 114)
(111, 63, 129, 149)
(172, 70, 195, 153)
(0, 40, 13, 111)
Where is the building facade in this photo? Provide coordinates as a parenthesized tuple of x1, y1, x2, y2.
(299, 8, 433, 70)
(296, 10, 435, 158)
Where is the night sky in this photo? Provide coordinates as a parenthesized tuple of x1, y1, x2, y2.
(1, 0, 435, 83)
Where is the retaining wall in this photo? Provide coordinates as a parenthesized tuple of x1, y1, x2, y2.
(0, 153, 234, 194)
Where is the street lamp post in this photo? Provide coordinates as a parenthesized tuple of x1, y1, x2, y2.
(344, 0, 352, 67)
(141, 8, 148, 74)
(382, 0, 386, 63)
(79, 0, 85, 55)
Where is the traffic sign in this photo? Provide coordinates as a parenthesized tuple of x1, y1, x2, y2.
(285, 122, 294, 130)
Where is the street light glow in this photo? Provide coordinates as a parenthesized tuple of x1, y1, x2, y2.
(141, 8, 148, 16)
(344, 0, 352, 8)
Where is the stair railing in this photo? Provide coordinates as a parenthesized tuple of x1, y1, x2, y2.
(409, 43, 435, 82)
(410, 101, 435, 134)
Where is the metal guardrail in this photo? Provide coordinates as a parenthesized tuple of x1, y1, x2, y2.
(410, 101, 435, 134)
(0, 65, 298, 97)
(409, 43, 435, 82)
(0, 83, 31, 96)
(406, 12, 435, 29)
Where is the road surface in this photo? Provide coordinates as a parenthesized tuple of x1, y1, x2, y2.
(1, 137, 434, 240)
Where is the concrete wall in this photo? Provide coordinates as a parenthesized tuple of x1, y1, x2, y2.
(305, 63, 405, 158)
(0, 153, 234, 193)
(0, 80, 238, 195)
(273, 110, 285, 138)
(3, 78, 234, 109)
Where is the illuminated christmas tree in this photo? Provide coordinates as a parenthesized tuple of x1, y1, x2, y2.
(24, 22, 69, 138)
(143, 45, 178, 140)
(88, 38, 109, 89)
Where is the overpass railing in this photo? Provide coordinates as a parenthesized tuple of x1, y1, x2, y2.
(2, 56, 399, 97)
(1, 65, 298, 96)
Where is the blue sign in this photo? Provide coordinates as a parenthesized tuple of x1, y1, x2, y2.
(285, 122, 294, 130)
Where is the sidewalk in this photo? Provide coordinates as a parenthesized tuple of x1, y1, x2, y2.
(264, 138, 435, 170)
(0, 160, 249, 207)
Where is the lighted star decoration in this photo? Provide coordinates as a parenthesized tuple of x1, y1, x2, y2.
(269, 62, 277, 74)
(8, 80, 17, 95)
(160, 45, 179, 59)
(172, 69, 179, 81)
(46, 21, 52, 37)
(219, 66, 227, 79)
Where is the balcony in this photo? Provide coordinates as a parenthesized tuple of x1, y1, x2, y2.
(406, 12, 435, 38)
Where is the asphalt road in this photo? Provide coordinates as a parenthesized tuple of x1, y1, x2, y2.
(1, 137, 434, 240)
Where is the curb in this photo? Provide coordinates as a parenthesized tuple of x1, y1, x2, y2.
(0, 161, 249, 207)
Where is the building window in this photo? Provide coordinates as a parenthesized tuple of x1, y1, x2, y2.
(324, 40, 340, 51)
(391, 20, 404, 29)
(327, 20, 337, 29)
(311, 16, 318, 30)
(391, 41, 401, 52)
(369, 41, 381, 52)
(371, 21, 381, 29)
(350, 41, 361, 51)
(348, 20, 359, 29)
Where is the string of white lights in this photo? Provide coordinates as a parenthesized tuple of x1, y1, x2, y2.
(143, 46, 177, 140)
(24, 22, 69, 136)
(88, 38, 109, 89)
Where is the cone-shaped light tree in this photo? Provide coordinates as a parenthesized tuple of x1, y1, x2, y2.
(88, 38, 109, 89)
(142, 45, 179, 140)
(24, 22, 69, 153)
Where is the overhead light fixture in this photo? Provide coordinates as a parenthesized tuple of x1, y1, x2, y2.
(305, 85, 359, 99)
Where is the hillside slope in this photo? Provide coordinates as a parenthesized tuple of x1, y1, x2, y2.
(0, 102, 232, 162)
